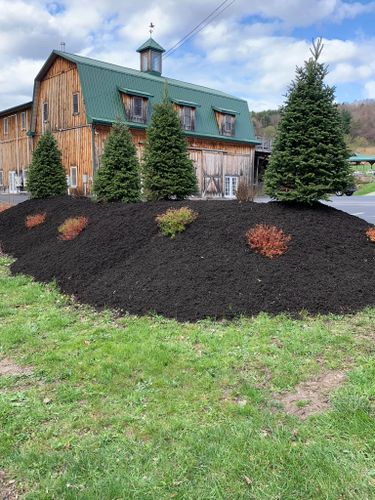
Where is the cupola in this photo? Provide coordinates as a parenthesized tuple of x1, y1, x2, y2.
(137, 37, 165, 76)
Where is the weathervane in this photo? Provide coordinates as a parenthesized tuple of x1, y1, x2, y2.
(149, 22, 155, 35)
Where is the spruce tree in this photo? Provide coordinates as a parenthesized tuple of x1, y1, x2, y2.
(264, 38, 352, 203)
(142, 93, 197, 200)
(27, 132, 67, 199)
(93, 122, 141, 203)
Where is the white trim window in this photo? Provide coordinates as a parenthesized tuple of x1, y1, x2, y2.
(72, 93, 79, 115)
(21, 111, 26, 130)
(43, 102, 48, 123)
(22, 168, 28, 191)
(224, 175, 238, 198)
(0, 170, 3, 187)
(3, 118, 8, 135)
(70, 166, 78, 188)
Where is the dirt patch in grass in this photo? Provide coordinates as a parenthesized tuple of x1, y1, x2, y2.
(0, 196, 375, 321)
(0, 358, 33, 377)
(275, 370, 347, 419)
(0, 470, 19, 499)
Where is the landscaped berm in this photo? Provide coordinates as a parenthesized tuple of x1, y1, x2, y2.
(0, 195, 374, 321)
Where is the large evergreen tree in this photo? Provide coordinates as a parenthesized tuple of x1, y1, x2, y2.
(27, 132, 67, 199)
(93, 122, 141, 202)
(264, 39, 352, 203)
(142, 93, 197, 200)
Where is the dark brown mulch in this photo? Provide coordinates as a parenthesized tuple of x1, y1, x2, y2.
(0, 196, 374, 321)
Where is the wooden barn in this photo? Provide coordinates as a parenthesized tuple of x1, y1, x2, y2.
(0, 38, 258, 198)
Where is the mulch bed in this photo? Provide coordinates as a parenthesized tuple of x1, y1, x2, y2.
(0, 196, 374, 321)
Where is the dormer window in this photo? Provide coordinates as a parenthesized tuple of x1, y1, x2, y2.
(179, 106, 195, 131)
(131, 96, 145, 123)
(213, 106, 237, 137)
(222, 114, 235, 136)
(119, 88, 151, 124)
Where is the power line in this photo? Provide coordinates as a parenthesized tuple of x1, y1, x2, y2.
(163, 0, 230, 57)
(163, 0, 236, 59)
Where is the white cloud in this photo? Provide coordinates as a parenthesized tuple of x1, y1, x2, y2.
(365, 80, 375, 98)
(0, 0, 374, 111)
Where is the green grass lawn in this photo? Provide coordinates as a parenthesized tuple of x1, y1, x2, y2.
(354, 181, 375, 195)
(0, 256, 375, 499)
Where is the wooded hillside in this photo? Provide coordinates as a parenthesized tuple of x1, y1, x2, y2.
(252, 99, 375, 151)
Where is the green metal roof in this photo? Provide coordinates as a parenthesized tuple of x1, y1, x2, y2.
(137, 38, 165, 53)
(349, 155, 375, 163)
(51, 50, 257, 144)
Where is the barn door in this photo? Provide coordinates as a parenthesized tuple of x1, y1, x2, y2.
(202, 151, 223, 197)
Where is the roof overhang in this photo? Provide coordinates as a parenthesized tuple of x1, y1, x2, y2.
(212, 106, 240, 115)
(0, 101, 33, 118)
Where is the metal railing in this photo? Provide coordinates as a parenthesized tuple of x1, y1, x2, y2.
(256, 137, 273, 152)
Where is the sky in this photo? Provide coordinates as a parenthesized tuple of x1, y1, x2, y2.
(1, 0, 375, 111)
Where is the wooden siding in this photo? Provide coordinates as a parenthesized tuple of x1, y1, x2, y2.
(35, 57, 86, 134)
(93, 126, 145, 170)
(93, 126, 255, 198)
(33, 56, 92, 193)
(0, 108, 32, 191)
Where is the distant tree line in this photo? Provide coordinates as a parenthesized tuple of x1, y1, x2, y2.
(252, 99, 375, 151)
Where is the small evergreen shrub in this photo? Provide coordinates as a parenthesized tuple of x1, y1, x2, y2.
(27, 132, 67, 199)
(156, 207, 198, 238)
(58, 216, 88, 241)
(236, 179, 255, 202)
(142, 89, 197, 200)
(366, 227, 375, 243)
(246, 224, 291, 258)
(25, 213, 46, 229)
(93, 122, 141, 203)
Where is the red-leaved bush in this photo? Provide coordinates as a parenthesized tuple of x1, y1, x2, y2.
(58, 216, 88, 241)
(366, 227, 375, 243)
(25, 213, 46, 229)
(0, 203, 11, 213)
(246, 224, 291, 258)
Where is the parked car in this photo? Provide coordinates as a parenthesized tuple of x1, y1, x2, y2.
(335, 184, 356, 196)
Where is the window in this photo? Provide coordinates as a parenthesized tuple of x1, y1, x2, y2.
(72, 93, 79, 114)
(3, 118, 8, 135)
(22, 169, 28, 190)
(43, 102, 48, 123)
(179, 106, 195, 131)
(141, 52, 148, 72)
(224, 176, 238, 198)
(151, 51, 161, 72)
(0, 170, 3, 187)
(21, 111, 26, 130)
(70, 166, 77, 188)
(129, 96, 147, 123)
(221, 114, 235, 136)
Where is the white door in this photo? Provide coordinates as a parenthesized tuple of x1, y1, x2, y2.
(9, 171, 17, 194)
(224, 176, 238, 198)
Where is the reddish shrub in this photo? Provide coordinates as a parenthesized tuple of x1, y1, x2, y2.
(25, 213, 46, 229)
(0, 203, 11, 213)
(58, 216, 88, 241)
(366, 227, 375, 243)
(246, 224, 291, 258)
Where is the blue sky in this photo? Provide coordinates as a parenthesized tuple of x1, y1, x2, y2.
(1, 0, 375, 111)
